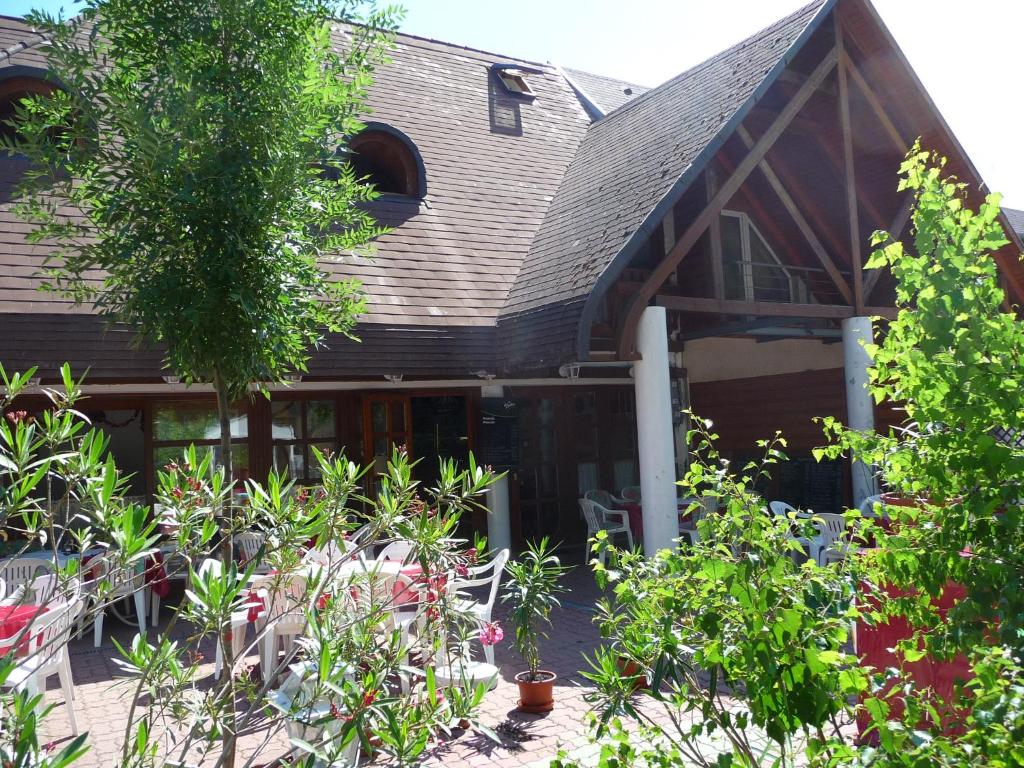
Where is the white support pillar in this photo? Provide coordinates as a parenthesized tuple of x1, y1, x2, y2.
(634, 306, 679, 555)
(481, 384, 512, 555)
(842, 316, 878, 508)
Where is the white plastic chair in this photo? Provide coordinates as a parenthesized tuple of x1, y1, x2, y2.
(377, 539, 415, 564)
(0, 598, 81, 735)
(768, 500, 798, 517)
(579, 498, 634, 563)
(620, 486, 642, 503)
(87, 555, 147, 647)
(808, 513, 850, 566)
(0, 558, 56, 604)
(235, 532, 267, 570)
(583, 489, 624, 516)
(259, 572, 310, 682)
(0, 577, 5, 601)
(451, 549, 509, 666)
(678, 496, 717, 546)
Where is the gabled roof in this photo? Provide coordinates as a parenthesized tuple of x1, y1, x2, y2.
(1004, 207, 1024, 240)
(501, 0, 829, 323)
(563, 67, 648, 115)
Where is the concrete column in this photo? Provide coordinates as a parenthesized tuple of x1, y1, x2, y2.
(842, 316, 878, 507)
(481, 384, 512, 555)
(634, 306, 679, 555)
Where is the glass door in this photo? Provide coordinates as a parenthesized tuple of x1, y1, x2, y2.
(362, 394, 412, 482)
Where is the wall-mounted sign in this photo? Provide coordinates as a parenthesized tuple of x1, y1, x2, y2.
(479, 398, 519, 470)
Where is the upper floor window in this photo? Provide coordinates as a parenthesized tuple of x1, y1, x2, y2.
(348, 125, 425, 199)
(0, 75, 56, 150)
(720, 211, 809, 304)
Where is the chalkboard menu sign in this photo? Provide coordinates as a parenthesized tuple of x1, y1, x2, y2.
(776, 457, 846, 513)
(479, 398, 519, 470)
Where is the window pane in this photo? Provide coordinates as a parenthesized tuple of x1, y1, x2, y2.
(749, 225, 789, 302)
(273, 444, 304, 479)
(721, 214, 746, 300)
(154, 403, 247, 441)
(371, 402, 386, 432)
(306, 401, 335, 439)
(154, 443, 249, 483)
(271, 401, 301, 441)
(307, 442, 334, 479)
(389, 401, 406, 432)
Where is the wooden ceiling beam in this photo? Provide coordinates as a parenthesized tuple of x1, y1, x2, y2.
(615, 46, 840, 360)
(656, 294, 897, 320)
(736, 125, 853, 305)
(842, 53, 909, 155)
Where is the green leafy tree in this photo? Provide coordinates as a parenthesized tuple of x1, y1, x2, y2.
(816, 145, 1024, 764)
(5, 0, 396, 561)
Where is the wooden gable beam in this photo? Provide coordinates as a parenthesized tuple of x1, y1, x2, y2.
(736, 125, 853, 305)
(842, 53, 909, 155)
(863, 191, 914, 299)
(836, 16, 864, 314)
(615, 46, 840, 360)
(656, 294, 897, 320)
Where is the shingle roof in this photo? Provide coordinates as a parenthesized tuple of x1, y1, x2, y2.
(0, 17, 592, 378)
(1004, 207, 1024, 239)
(563, 67, 648, 115)
(502, 0, 829, 321)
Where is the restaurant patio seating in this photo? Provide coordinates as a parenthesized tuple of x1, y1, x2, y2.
(583, 489, 625, 510)
(452, 548, 508, 666)
(0, 598, 82, 735)
(578, 498, 634, 563)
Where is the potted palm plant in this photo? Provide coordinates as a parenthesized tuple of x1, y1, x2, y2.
(501, 537, 570, 713)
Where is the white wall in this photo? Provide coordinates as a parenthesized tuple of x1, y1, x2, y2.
(683, 336, 843, 383)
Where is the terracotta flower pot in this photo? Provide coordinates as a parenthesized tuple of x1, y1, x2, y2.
(616, 656, 648, 691)
(515, 670, 556, 713)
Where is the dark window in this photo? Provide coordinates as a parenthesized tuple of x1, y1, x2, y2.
(271, 399, 338, 482)
(0, 77, 55, 149)
(348, 129, 422, 198)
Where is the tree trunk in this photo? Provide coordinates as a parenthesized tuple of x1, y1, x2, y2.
(213, 368, 236, 768)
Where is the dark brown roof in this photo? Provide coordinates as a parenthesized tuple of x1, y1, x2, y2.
(563, 68, 648, 115)
(499, 0, 831, 369)
(1004, 207, 1024, 239)
(0, 17, 591, 379)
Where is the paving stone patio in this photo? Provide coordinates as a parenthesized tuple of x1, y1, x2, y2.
(33, 561, 767, 767)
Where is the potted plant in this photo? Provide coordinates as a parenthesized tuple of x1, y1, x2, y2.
(501, 537, 570, 713)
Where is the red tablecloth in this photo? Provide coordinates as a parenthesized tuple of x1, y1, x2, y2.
(146, 552, 170, 598)
(391, 564, 424, 606)
(621, 503, 643, 541)
(0, 604, 47, 656)
(856, 580, 971, 740)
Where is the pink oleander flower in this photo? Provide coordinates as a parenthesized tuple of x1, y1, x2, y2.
(455, 563, 469, 577)
(479, 621, 504, 647)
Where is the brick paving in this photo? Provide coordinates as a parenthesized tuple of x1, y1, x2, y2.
(32, 561, 761, 767)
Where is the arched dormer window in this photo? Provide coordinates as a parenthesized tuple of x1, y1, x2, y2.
(0, 72, 57, 148)
(348, 123, 425, 199)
